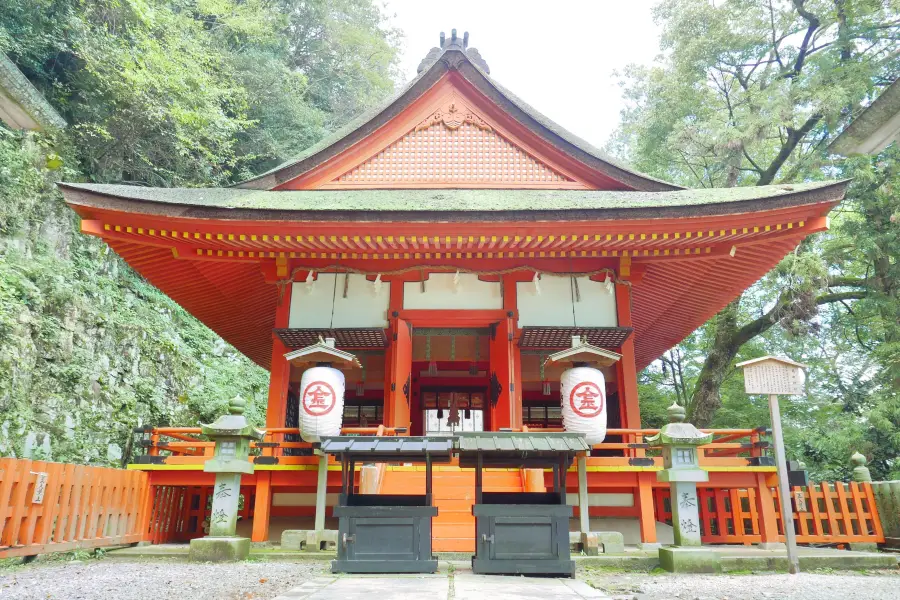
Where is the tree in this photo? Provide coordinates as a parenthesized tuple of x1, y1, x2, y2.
(0, 0, 400, 464)
(614, 0, 900, 426)
(0, 0, 400, 185)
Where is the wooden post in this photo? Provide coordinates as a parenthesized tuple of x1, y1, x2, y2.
(769, 394, 800, 574)
(475, 453, 483, 504)
(251, 473, 271, 542)
(754, 472, 780, 544)
(385, 317, 412, 429)
(577, 455, 590, 535)
(249, 284, 293, 544)
(614, 281, 641, 430)
(637, 473, 658, 544)
(489, 314, 516, 430)
(502, 275, 523, 429)
(314, 452, 328, 532)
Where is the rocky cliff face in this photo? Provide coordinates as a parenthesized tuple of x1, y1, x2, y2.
(0, 131, 268, 466)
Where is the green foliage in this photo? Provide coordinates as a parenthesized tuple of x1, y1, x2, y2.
(626, 0, 900, 480)
(0, 0, 398, 185)
(0, 0, 398, 465)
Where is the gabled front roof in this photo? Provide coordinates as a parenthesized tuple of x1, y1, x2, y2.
(0, 53, 66, 131)
(234, 31, 680, 192)
(829, 78, 900, 155)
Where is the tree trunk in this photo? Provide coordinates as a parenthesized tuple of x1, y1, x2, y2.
(688, 298, 741, 427)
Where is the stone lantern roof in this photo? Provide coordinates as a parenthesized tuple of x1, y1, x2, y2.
(200, 397, 264, 439)
(646, 403, 713, 446)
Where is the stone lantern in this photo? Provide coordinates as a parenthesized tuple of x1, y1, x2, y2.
(646, 403, 720, 572)
(189, 397, 263, 562)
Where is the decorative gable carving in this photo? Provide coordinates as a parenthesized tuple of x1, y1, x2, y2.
(324, 98, 583, 188)
(415, 101, 492, 132)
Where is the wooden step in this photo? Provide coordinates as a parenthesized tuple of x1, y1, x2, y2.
(379, 466, 522, 554)
(432, 537, 476, 552)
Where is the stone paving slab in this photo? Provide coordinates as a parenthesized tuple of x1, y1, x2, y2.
(271, 567, 612, 600)
(272, 574, 449, 600)
(454, 572, 609, 599)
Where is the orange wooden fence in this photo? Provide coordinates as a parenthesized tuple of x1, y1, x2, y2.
(655, 481, 885, 545)
(0, 458, 150, 558)
(779, 481, 885, 544)
(147, 485, 255, 544)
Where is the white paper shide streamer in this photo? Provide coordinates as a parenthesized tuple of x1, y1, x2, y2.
(560, 366, 607, 445)
(299, 366, 345, 442)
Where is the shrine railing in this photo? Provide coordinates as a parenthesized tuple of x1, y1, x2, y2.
(132, 424, 768, 471)
(0, 458, 149, 559)
(507, 426, 772, 469)
(132, 425, 408, 464)
(654, 481, 885, 545)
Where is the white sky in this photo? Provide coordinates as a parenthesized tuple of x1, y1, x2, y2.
(383, 0, 663, 149)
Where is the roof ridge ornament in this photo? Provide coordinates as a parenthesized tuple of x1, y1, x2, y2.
(417, 29, 490, 74)
(414, 97, 492, 132)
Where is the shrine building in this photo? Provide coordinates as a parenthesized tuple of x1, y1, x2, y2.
(59, 31, 847, 550)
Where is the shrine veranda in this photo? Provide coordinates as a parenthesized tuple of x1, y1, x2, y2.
(56, 31, 856, 550)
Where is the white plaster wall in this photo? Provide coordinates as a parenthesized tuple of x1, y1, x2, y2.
(403, 273, 502, 310)
(517, 276, 617, 327)
(289, 275, 390, 328)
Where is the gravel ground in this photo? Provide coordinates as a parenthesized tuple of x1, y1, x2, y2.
(0, 559, 328, 600)
(584, 571, 900, 600)
(3, 559, 898, 600)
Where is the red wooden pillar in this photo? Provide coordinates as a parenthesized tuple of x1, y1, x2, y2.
(386, 316, 412, 431)
(754, 472, 780, 544)
(489, 313, 517, 431)
(614, 280, 641, 430)
(253, 280, 293, 543)
(637, 473, 658, 544)
(502, 275, 523, 430)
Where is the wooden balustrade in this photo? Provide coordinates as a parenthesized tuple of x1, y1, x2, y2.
(134, 425, 408, 459)
(654, 481, 885, 546)
(0, 458, 149, 558)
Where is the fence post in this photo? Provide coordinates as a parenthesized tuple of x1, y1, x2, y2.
(870, 480, 900, 549)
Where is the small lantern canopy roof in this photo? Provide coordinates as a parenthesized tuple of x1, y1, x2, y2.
(544, 335, 622, 368)
(200, 397, 264, 440)
(646, 403, 713, 446)
(735, 356, 808, 369)
(284, 336, 361, 370)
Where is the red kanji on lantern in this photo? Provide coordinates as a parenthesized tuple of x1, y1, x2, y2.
(569, 381, 603, 418)
(302, 381, 336, 416)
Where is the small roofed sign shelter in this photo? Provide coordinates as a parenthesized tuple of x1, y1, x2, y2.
(457, 432, 589, 576)
(59, 30, 848, 547)
(736, 356, 808, 574)
(320, 436, 453, 573)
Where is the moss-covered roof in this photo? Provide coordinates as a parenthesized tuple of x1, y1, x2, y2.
(829, 79, 900, 155)
(59, 180, 847, 222)
(0, 53, 66, 130)
(233, 37, 681, 192)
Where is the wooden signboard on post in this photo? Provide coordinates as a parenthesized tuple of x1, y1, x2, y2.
(739, 356, 806, 396)
(736, 355, 807, 575)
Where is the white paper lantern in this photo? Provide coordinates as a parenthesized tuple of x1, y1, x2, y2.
(560, 366, 607, 446)
(299, 366, 345, 442)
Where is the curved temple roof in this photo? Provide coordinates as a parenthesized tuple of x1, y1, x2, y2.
(58, 31, 848, 370)
(59, 179, 847, 369)
(232, 31, 681, 193)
